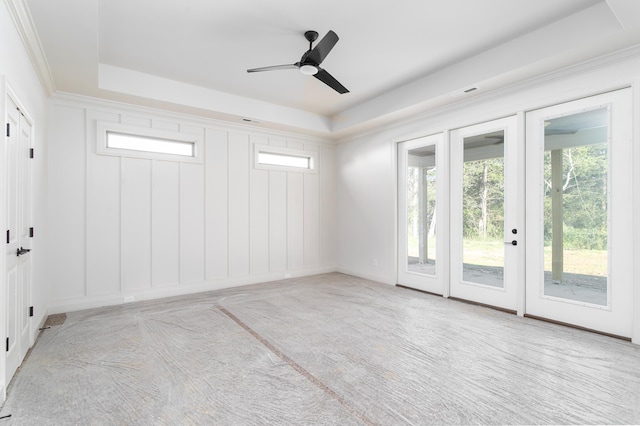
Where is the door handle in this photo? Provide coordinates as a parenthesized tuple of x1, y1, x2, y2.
(504, 240, 517, 246)
(16, 247, 31, 256)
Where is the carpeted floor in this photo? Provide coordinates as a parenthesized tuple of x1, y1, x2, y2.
(1, 273, 639, 425)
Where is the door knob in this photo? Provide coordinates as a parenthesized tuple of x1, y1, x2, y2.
(504, 240, 517, 246)
(16, 247, 31, 256)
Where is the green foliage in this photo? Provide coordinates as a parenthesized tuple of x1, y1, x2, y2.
(543, 143, 608, 250)
(463, 158, 504, 240)
(563, 226, 607, 250)
(409, 139, 608, 253)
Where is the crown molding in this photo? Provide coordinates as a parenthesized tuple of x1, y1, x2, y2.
(50, 92, 336, 147)
(4, 0, 55, 95)
(334, 43, 640, 144)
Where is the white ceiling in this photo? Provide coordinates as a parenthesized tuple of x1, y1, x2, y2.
(21, 0, 640, 138)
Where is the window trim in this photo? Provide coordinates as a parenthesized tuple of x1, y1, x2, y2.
(97, 122, 203, 163)
(254, 144, 317, 173)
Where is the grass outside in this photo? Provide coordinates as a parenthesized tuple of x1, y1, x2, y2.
(543, 246, 606, 277)
(407, 235, 436, 261)
(408, 235, 606, 276)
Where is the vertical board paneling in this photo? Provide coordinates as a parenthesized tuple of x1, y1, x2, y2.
(86, 155, 121, 296)
(228, 133, 250, 277)
(304, 140, 322, 268)
(86, 111, 121, 297)
(288, 139, 306, 270)
(180, 163, 206, 284)
(205, 129, 228, 280)
(319, 145, 336, 267)
(152, 160, 180, 287)
(268, 138, 287, 273)
(287, 172, 304, 270)
(250, 135, 270, 274)
(121, 157, 152, 291)
(48, 105, 86, 300)
(269, 170, 287, 273)
(269, 138, 287, 272)
(48, 101, 335, 311)
(303, 151, 320, 268)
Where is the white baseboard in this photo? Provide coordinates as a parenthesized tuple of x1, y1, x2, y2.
(48, 266, 337, 314)
(335, 267, 395, 286)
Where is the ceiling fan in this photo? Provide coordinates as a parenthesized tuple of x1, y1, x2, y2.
(247, 30, 349, 94)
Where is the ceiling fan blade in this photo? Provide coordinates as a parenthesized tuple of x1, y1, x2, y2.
(314, 68, 349, 94)
(247, 64, 298, 73)
(306, 30, 339, 65)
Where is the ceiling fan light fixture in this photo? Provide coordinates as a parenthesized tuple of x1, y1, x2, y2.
(299, 64, 318, 75)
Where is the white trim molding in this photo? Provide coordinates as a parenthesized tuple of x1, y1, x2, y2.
(3, 0, 56, 95)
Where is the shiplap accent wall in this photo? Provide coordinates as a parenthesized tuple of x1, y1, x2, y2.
(48, 97, 336, 312)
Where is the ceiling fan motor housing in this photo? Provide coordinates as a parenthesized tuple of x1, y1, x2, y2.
(304, 30, 319, 43)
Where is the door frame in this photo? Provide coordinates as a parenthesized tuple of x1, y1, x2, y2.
(0, 75, 7, 400)
(634, 79, 640, 345)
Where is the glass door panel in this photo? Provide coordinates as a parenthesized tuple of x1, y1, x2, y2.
(397, 134, 447, 294)
(407, 145, 437, 276)
(462, 130, 505, 288)
(525, 89, 633, 337)
(542, 109, 608, 306)
(450, 116, 521, 311)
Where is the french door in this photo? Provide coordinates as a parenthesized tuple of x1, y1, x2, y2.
(397, 116, 523, 310)
(5, 94, 33, 382)
(398, 90, 634, 338)
(525, 89, 633, 337)
(397, 133, 448, 295)
(449, 116, 522, 311)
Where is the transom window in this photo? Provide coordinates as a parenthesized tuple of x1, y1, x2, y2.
(258, 152, 311, 169)
(106, 132, 194, 157)
(97, 122, 203, 163)
(254, 144, 317, 173)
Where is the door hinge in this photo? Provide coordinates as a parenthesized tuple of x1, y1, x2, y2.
(29, 306, 34, 317)
(30, 148, 34, 159)
(6, 230, 9, 244)
(5, 123, 9, 137)
(5, 338, 8, 352)
(29, 227, 34, 238)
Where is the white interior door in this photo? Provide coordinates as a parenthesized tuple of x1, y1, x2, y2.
(397, 134, 448, 294)
(5, 95, 32, 382)
(525, 89, 633, 338)
(450, 116, 522, 311)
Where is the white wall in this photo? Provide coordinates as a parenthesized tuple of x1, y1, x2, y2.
(47, 95, 336, 313)
(335, 48, 640, 284)
(335, 136, 397, 283)
(0, 0, 49, 398)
